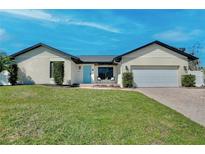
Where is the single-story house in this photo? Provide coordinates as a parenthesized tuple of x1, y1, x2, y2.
(11, 40, 198, 87)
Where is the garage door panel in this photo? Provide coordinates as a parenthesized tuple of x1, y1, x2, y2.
(132, 66, 178, 87)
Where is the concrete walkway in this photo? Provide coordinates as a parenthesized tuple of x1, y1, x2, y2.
(136, 88, 205, 127)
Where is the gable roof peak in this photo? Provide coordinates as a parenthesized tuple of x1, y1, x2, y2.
(10, 42, 80, 61)
(114, 40, 198, 61)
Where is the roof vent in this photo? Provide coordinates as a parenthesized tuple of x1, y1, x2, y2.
(178, 48, 186, 52)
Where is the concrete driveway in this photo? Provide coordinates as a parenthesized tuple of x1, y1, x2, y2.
(136, 88, 205, 127)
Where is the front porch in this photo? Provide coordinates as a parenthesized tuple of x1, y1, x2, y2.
(79, 83, 120, 88)
(74, 63, 120, 85)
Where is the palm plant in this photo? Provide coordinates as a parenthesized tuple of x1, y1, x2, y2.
(0, 52, 13, 72)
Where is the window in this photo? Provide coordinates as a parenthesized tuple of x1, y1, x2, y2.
(98, 67, 113, 80)
(50, 62, 54, 78)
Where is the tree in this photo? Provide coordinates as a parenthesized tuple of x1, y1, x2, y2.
(190, 43, 202, 56)
(53, 61, 64, 85)
(188, 43, 203, 71)
(189, 60, 200, 71)
(8, 64, 18, 85)
(0, 52, 18, 85)
(182, 75, 196, 87)
(122, 72, 133, 88)
(0, 52, 12, 73)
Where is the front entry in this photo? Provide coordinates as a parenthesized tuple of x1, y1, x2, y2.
(83, 65, 92, 83)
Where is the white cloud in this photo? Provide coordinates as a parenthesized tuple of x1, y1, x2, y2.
(0, 10, 58, 22)
(153, 29, 202, 42)
(0, 10, 120, 33)
(66, 20, 121, 33)
(0, 28, 7, 41)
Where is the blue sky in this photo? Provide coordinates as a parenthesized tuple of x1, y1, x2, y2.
(0, 9, 204, 66)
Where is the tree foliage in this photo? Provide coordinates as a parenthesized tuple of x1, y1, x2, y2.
(182, 75, 196, 87)
(8, 64, 18, 85)
(53, 61, 64, 85)
(0, 53, 12, 73)
(0, 52, 18, 85)
(122, 72, 133, 88)
(189, 60, 200, 71)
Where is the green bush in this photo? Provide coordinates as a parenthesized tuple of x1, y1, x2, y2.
(8, 64, 18, 85)
(122, 72, 133, 88)
(182, 74, 196, 87)
(53, 61, 64, 85)
(0, 53, 12, 73)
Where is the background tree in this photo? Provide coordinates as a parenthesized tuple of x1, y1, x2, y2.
(188, 43, 203, 71)
(0, 52, 12, 72)
(0, 52, 18, 85)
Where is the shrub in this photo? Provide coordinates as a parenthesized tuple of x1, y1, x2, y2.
(182, 74, 196, 87)
(8, 64, 18, 85)
(53, 61, 64, 85)
(0, 53, 12, 73)
(122, 72, 133, 88)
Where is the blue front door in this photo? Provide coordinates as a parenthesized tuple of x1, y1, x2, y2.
(83, 65, 91, 83)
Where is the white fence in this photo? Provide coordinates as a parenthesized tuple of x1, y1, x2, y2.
(0, 70, 11, 85)
(188, 70, 205, 87)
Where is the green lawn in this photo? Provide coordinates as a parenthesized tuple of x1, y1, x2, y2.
(0, 85, 205, 144)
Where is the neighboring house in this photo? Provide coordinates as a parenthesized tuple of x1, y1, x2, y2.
(10, 40, 198, 87)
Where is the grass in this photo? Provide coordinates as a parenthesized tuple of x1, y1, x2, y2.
(0, 85, 205, 144)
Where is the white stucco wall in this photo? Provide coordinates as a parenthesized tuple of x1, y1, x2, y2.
(73, 64, 83, 84)
(71, 61, 79, 84)
(117, 44, 189, 87)
(69, 64, 94, 84)
(15, 46, 73, 85)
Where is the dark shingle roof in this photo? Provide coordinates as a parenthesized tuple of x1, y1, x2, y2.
(78, 55, 117, 63)
(10, 43, 80, 60)
(114, 40, 198, 61)
(10, 41, 198, 64)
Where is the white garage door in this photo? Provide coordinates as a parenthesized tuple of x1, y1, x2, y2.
(132, 66, 178, 87)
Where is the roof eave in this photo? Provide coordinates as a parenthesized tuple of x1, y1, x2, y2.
(114, 40, 199, 61)
(10, 43, 80, 61)
(78, 61, 116, 65)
